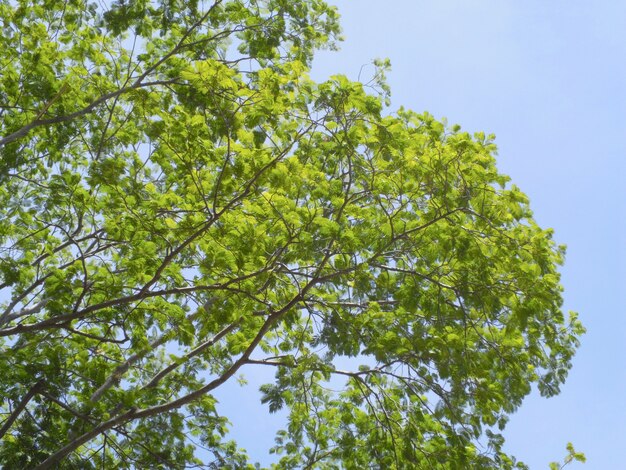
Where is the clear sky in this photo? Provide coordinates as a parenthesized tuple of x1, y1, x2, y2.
(218, 1, 626, 468)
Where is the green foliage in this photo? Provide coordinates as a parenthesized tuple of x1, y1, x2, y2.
(550, 443, 586, 469)
(0, 1, 583, 468)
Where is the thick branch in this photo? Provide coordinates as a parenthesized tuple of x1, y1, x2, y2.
(88, 335, 170, 403)
(144, 318, 242, 389)
(0, 80, 178, 148)
(0, 298, 49, 327)
(32, 408, 138, 470)
(0, 379, 45, 439)
(89, 307, 206, 403)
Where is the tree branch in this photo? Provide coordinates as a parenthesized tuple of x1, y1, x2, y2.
(143, 317, 242, 389)
(0, 80, 178, 148)
(0, 379, 45, 439)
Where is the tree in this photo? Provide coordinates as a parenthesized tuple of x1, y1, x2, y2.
(0, 0, 584, 468)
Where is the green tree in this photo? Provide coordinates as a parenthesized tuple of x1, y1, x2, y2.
(0, 0, 584, 468)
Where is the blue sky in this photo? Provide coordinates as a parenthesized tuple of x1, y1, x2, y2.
(310, 1, 625, 467)
(218, 1, 625, 468)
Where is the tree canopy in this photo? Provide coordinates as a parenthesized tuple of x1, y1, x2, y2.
(0, 0, 584, 468)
